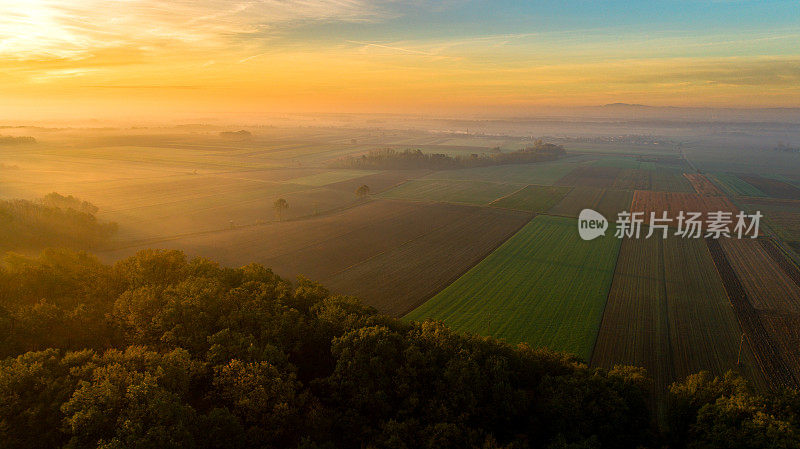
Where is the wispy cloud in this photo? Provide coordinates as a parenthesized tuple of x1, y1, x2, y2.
(84, 85, 200, 89)
(346, 40, 436, 56)
(0, 0, 391, 62)
(238, 52, 270, 64)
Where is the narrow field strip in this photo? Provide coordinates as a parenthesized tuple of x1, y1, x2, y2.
(379, 179, 523, 205)
(489, 184, 572, 212)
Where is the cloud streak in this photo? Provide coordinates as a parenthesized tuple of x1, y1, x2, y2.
(0, 0, 390, 61)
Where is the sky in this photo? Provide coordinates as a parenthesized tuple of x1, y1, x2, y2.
(0, 0, 799, 119)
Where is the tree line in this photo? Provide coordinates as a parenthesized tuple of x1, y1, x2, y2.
(1, 248, 798, 448)
(0, 135, 36, 145)
(0, 193, 118, 252)
(330, 140, 567, 170)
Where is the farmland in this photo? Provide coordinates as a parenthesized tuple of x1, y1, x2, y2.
(322, 206, 531, 315)
(760, 312, 800, 376)
(706, 238, 798, 388)
(650, 170, 695, 193)
(684, 173, 724, 196)
(593, 156, 657, 169)
(489, 185, 571, 212)
(738, 197, 800, 258)
(595, 189, 633, 219)
(0, 132, 444, 241)
(405, 215, 620, 360)
(551, 157, 693, 193)
(630, 191, 739, 226)
(285, 169, 380, 186)
(593, 235, 765, 395)
(100, 199, 532, 316)
(611, 168, 694, 193)
(554, 165, 621, 188)
(719, 238, 800, 313)
(683, 143, 800, 179)
(759, 238, 800, 286)
(710, 173, 766, 197)
(5, 123, 800, 399)
(739, 175, 800, 199)
(591, 237, 672, 393)
(663, 238, 763, 383)
(613, 169, 652, 190)
(569, 142, 680, 157)
(379, 179, 522, 205)
(548, 186, 606, 217)
(708, 173, 800, 200)
(326, 169, 431, 194)
(418, 156, 594, 185)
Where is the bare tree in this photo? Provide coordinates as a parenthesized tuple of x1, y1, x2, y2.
(273, 198, 288, 221)
(355, 184, 370, 200)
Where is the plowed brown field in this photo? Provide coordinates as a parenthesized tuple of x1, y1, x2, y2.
(100, 199, 533, 316)
(685, 173, 724, 196)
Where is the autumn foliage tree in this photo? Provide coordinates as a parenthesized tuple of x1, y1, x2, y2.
(1, 249, 797, 448)
(0, 194, 117, 252)
(273, 198, 288, 221)
(355, 184, 370, 200)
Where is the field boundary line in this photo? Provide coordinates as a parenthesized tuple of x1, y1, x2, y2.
(588, 232, 625, 365)
(657, 238, 676, 384)
(544, 186, 576, 215)
(400, 213, 536, 317)
(487, 184, 533, 206)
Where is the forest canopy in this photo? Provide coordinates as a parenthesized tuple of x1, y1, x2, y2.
(2, 249, 799, 449)
(0, 193, 117, 252)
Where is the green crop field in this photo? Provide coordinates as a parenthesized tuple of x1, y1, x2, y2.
(405, 215, 620, 360)
(286, 169, 380, 186)
(569, 142, 679, 157)
(489, 185, 572, 212)
(420, 157, 594, 185)
(650, 170, 695, 193)
(774, 175, 800, 189)
(710, 173, 766, 197)
(595, 189, 633, 220)
(593, 156, 656, 170)
(548, 186, 605, 217)
(379, 179, 522, 205)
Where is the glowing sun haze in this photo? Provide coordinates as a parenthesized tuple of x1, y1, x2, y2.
(1, 0, 798, 119)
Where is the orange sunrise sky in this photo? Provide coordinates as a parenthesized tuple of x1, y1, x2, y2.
(1, 1, 799, 119)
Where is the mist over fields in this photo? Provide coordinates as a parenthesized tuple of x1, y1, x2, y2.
(3, 108, 800, 447)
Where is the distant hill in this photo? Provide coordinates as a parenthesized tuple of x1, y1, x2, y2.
(602, 103, 650, 108)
